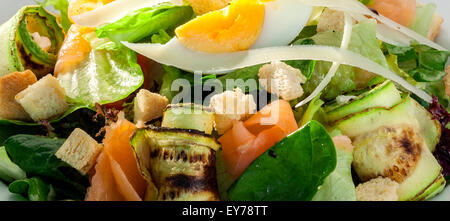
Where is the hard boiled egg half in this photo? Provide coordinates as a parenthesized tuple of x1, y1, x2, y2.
(175, 0, 312, 53)
(123, 0, 313, 73)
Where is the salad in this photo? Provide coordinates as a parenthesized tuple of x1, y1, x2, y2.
(0, 0, 449, 202)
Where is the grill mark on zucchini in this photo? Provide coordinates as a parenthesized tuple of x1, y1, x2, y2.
(165, 103, 214, 113)
(164, 151, 219, 199)
(138, 127, 221, 201)
(146, 126, 215, 138)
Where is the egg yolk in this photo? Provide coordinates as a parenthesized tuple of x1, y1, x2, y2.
(68, 0, 115, 22)
(186, 0, 232, 15)
(175, 0, 267, 53)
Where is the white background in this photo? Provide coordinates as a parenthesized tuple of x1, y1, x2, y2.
(1, 0, 449, 200)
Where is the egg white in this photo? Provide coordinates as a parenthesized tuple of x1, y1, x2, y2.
(252, 0, 313, 48)
(123, 0, 315, 74)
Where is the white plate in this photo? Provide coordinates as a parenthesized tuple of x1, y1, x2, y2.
(1, 0, 449, 201)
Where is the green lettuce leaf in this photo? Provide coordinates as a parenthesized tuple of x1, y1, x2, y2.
(312, 145, 356, 201)
(228, 121, 337, 201)
(384, 45, 450, 110)
(383, 42, 450, 82)
(298, 19, 388, 100)
(358, 0, 373, 5)
(159, 65, 193, 102)
(36, 0, 71, 32)
(299, 94, 324, 127)
(96, 4, 194, 45)
(201, 39, 316, 95)
(57, 47, 144, 107)
(408, 3, 437, 37)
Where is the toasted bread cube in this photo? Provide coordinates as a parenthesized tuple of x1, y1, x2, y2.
(209, 88, 257, 134)
(317, 8, 356, 33)
(427, 12, 443, 41)
(55, 128, 103, 175)
(15, 74, 69, 121)
(258, 61, 307, 101)
(0, 70, 37, 121)
(134, 89, 169, 128)
(356, 177, 399, 201)
(185, 0, 231, 15)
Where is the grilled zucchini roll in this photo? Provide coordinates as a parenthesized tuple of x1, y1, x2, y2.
(131, 103, 220, 201)
(0, 6, 64, 77)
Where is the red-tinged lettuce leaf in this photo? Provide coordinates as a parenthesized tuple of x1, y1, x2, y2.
(429, 96, 450, 177)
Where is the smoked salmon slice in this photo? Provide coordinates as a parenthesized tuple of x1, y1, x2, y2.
(86, 113, 147, 201)
(219, 100, 298, 179)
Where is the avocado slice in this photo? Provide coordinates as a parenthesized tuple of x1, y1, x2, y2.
(324, 81, 402, 123)
(334, 96, 444, 201)
(161, 103, 214, 134)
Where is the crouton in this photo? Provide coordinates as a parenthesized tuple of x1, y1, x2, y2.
(209, 88, 256, 134)
(134, 89, 169, 128)
(185, 0, 231, 15)
(427, 12, 443, 41)
(0, 70, 37, 121)
(258, 61, 307, 101)
(356, 177, 400, 201)
(15, 74, 69, 121)
(444, 66, 450, 97)
(317, 8, 356, 33)
(55, 128, 103, 175)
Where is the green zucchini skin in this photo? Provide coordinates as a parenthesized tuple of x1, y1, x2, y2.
(132, 127, 221, 201)
(0, 6, 64, 77)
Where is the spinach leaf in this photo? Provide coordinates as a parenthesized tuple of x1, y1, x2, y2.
(0, 105, 88, 142)
(227, 121, 337, 201)
(383, 42, 450, 82)
(215, 149, 235, 201)
(4, 135, 89, 200)
(0, 181, 27, 201)
(96, 4, 194, 45)
(9, 177, 50, 201)
(0, 146, 26, 183)
(0, 105, 103, 144)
